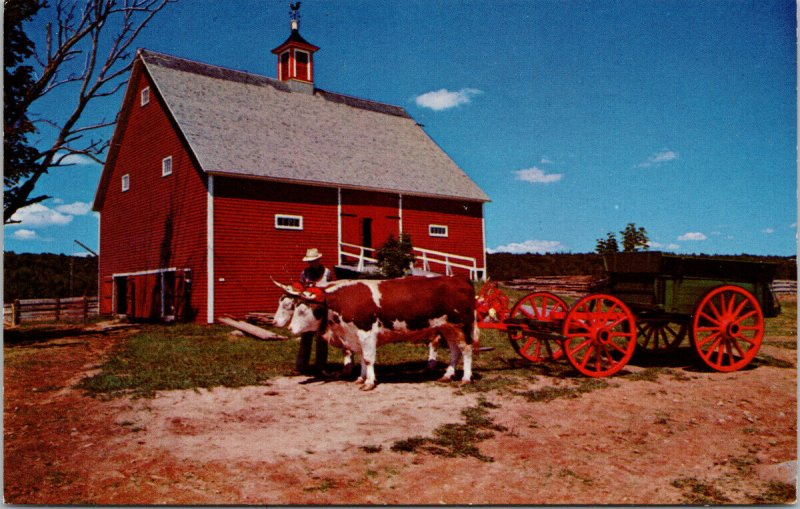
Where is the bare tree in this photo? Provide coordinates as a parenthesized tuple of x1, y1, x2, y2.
(4, 0, 173, 224)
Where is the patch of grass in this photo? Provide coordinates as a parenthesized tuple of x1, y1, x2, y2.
(303, 478, 337, 492)
(515, 378, 610, 403)
(770, 341, 797, 350)
(360, 445, 382, 454)
(756, 354, 794, 369)
(626, 367, 692, 382)
(671, 477, 731, 504)
(390, 398, 505, 462)
(750, 481, 797, 504)
(559, 468, 593, 485)
(78, 323, 295, 398)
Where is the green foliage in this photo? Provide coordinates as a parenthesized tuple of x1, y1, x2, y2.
(376, 233, 415, 279)
(487, 252, 606, 280)
(4, 0, 43, 217)
(595, 232, 619, 254)
(620, 223, 650, 252)
(487, 252, 796, 281)
(595, 222, 649, 254)
(4, 251, 98, 302)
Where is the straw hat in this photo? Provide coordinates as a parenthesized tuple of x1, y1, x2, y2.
(302, 248, 323, 262)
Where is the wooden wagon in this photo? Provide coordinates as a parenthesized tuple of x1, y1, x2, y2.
(476, 252, 781, 377)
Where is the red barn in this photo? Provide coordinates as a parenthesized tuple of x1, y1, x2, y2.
(92, 20, 489, 323)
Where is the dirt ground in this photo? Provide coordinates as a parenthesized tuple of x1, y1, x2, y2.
(4, 318, 797, 505)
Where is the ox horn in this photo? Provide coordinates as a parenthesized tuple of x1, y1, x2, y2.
(271, 278, 299, 295)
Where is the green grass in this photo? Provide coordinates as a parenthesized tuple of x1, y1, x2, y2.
(391, 398, 506, 462)
(78, 323, 297, 398)
(749, 481, 797, 504)
(671, 477, 732, 504)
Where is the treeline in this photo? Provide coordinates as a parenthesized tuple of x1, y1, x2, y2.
(487, 252, 797, 281)
(4, 252, 98, 302)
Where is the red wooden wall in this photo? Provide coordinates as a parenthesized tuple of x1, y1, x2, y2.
(97, 65, 209, 322)
(213, 177, 338, 318)
(403, 196, 485, 277)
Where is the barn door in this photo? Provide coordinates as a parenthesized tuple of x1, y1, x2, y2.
(100, 276, 114, 315)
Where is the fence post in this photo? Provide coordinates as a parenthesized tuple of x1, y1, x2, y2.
(55, 297, 61, 322)
(13, 300, 20, 326)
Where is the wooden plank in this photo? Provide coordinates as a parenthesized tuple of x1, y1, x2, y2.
(218, 316, 286, 341)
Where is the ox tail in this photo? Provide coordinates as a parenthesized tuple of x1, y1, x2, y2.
(469, 311, 480, 356)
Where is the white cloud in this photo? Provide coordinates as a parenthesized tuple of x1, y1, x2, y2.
(514, 167, 563, 184)
(11, 229, 38, 240)
(762, 227, 775, 234)
(56, 153, 96, 166)
(414, 88, 482, 111)
(636, 150, 679, 168)
(55, 201, 92, 216)
(790, 222, 797, 229)
(540, 157, 553, 164)
(10, 203, 73, 226)
(678, 232, 707, 241)
(648, 241, 680, 251)
(488, 239, 565, 254)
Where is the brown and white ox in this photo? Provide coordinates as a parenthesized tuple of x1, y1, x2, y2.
(274, 276, 478, 390)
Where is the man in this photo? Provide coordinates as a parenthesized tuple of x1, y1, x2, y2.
(296, 248, 334, 374)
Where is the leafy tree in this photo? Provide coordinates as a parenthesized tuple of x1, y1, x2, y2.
(595, 232, 619, 254)
(620, 222, 650, 252)
(376, 233, 415, 279)
(4, 0, 43, 218)
(4, 0, 172, 224)
(595, 223, 650, 254)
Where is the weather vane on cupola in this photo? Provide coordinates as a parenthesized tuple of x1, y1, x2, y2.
(289, 2, 301, 29)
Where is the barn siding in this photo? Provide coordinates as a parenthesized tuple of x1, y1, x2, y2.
(97, 67, 209, 322)
(403, 196, 485, 277)
(213, 177, 338, 318)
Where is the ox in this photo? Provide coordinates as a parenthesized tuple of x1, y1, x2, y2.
(275, 276, 478, 390)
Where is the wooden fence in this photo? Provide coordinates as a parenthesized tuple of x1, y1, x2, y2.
(3, 296, 99, 326)
(771, 280, 797, 295)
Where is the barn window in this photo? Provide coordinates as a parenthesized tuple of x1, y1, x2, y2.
(162, 156, 173, 177)
(275, 214, 303, 230)
(121, 174, 130, 192)
(141, 87, 150, 106)
(429, 224, 448, 237)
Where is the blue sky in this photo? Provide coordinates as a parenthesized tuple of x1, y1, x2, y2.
(5, 0, 797, 257)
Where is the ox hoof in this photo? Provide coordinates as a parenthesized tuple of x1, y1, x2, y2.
(458, 379, 472, 386)
(355, 377, 365, 385)
(360, 383, 376, 391)
(436, 376, 454, 383)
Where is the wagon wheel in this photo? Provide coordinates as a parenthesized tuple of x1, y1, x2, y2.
(562, 294, 637, 377)
(507, 292, 567, 362)
(691, 285, 764, 372)
(636, 320, 687, 352)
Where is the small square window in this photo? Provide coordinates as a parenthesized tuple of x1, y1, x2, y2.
(121, 174, 130, 192)
(429, 224, 448, 237)
(275, 214, 303, 230)
(140, 87, 150, 106)
(162, 156, 172, 177)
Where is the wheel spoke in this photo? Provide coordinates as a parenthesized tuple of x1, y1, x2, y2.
(707, 299, 724, 322)
(730, 337, 747, 358)
(732, 310, 758, 326)
(696, 331, 721, 349)
(698, 311, 723, 327)
(578, 344, 595, 369)
(700, 335, 723, 358)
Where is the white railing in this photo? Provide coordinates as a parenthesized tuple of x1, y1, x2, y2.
(339, 242, 378, 272)
(339, 242, 485, 280)
(413, 246, 484, 280)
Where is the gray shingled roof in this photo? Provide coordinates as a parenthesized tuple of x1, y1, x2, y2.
(140, 50, 489, 202)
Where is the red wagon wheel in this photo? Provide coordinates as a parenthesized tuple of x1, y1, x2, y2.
(636, 320, 687, 352)
(507, 292, 568, 362)
(691, 285, 764, 372)
(562, 294, 637, 377)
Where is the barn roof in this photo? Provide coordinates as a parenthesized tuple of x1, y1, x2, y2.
(137, 49, 489, 202)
